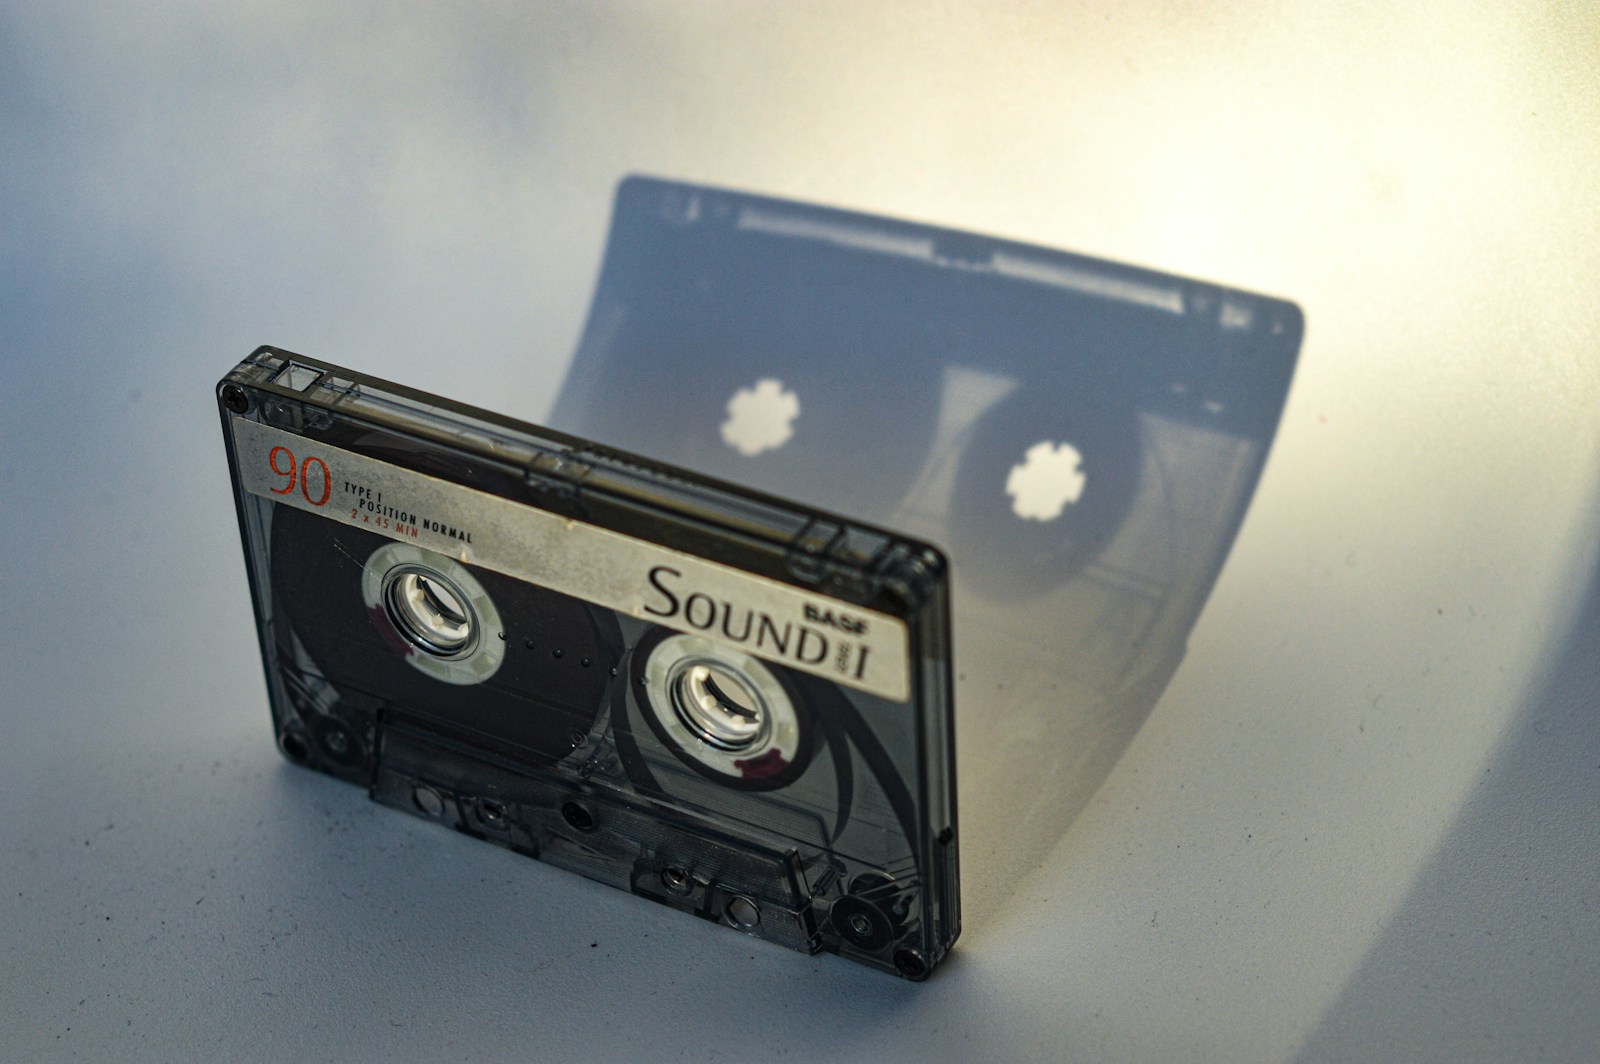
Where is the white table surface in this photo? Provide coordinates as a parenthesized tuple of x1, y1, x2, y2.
(3, 5, 1597, 1061)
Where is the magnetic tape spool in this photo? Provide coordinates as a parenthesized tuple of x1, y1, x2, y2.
(270, 505, 623, 761)
(611, 622, 931, 881)
(623, 625, 819, 793)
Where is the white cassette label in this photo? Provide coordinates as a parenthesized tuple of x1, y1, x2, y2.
(232, 417, 912, 701)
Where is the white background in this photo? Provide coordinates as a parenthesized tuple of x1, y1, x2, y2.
(3, 4, 1597, 1061)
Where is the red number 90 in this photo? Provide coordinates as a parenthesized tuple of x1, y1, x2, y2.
(267, 445, 331, 506)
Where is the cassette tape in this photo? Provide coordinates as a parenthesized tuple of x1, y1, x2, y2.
(218, 348, 958, 979)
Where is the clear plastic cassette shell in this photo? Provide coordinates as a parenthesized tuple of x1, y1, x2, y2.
(219, 348, 959, 980)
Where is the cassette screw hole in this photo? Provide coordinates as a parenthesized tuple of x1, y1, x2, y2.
(323, 728, 349, 756)
(661, 867, 690, 894)
(413, 786, 444, 818)
(479, 799, 505, 825)
(893, 949, 928, 980)
(552, 648, 564, 660)
(561, 801, 595, 832)
(848, 913, 874, 939)
(725, 896, 760, 930)
(221, 385, 249, 413)
(279, 732, 310, 762)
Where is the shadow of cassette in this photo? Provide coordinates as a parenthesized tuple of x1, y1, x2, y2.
(551, 177, 1302, 933)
